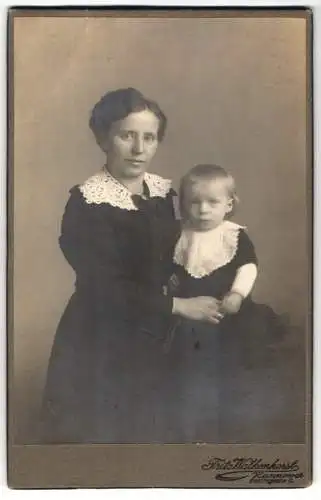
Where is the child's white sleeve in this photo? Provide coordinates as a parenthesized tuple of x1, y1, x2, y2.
(230, 263, 258, 298)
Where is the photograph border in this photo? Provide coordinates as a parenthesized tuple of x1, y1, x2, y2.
(7, 6, 313, 488)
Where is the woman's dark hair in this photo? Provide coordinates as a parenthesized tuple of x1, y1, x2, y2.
(89, 87, 167, 150)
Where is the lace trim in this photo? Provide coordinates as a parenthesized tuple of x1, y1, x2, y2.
(173, 221, 245, 278)
(79, 168, 172, 210)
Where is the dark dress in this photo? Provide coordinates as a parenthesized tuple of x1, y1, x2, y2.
(168, 227, 294, 443)
(41, 171, 181, 443)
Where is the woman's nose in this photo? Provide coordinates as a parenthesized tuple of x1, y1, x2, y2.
(132, 136, 144, 154)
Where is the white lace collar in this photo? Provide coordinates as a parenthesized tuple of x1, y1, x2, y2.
(79, 168, 172, 210)
(173, 220, 245, 278)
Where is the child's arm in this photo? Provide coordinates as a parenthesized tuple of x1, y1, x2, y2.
(230, 263, 258, 298)
(221, 263, 258, 314)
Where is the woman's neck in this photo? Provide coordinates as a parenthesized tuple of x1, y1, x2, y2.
(105, 166, 145, 195)
(119, 176, 145, 195)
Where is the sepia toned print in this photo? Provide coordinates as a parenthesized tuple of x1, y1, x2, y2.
(8, 8, 312, 488)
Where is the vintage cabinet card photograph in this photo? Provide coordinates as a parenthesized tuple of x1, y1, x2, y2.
(7, 7, 312, 488)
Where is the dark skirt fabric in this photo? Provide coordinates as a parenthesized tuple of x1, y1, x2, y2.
(41, 293, 305, 444)
(165, 300, 303, 444)
(41, 293, 184, 444)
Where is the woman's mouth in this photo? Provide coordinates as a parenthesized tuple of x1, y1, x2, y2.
(125, 159, 145, 166)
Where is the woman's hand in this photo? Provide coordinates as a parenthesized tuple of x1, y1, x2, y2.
(172, 296, 224, 324)
(220, 291, 243, 315)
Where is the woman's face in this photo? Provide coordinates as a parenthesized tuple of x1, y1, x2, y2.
(105, 109, 160, 180)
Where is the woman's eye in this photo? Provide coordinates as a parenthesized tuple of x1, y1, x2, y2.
(144, 133, 156, 143)
(119, 131, 133, 140)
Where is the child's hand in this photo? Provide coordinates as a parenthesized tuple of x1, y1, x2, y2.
(220, 291, 243, 315)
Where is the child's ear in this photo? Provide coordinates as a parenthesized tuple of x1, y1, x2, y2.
(226, 198, 233, 213)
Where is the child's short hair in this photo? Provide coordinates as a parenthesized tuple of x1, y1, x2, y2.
(179, 164, 239, 219)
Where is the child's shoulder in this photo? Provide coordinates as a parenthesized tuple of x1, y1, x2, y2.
(223, 221, 253, 240)
(228, 222, 257, 264)
(223, 221, 249, 245)
(223, 220, 246, 232)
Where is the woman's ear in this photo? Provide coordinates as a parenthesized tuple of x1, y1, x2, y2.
(101, 134, 111, 153)
(94, 132, 108, 154)
(98, 127, 115, 154)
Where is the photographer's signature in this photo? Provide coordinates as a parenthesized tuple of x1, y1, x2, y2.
(201, 457, 304, 485)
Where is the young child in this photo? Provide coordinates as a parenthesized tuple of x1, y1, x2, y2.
(167, 164, 290, 443)
(173, 163, 258, 318)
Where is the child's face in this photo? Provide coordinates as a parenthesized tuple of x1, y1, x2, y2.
(185, 178, 233, 231)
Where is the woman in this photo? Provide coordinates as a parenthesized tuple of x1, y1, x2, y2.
(41, 87, 221, 444)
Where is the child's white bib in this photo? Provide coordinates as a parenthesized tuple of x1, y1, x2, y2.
(173, 220, 245, 278)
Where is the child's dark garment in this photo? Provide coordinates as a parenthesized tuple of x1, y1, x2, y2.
(168, 223, 296, 443)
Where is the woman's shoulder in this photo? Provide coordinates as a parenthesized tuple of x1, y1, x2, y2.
(144, 172, 173, 198)
(61, 174, 109, 216)
(78, 170, 113, 206)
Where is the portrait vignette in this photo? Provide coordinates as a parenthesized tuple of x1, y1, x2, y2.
(7, 7, 313, 488)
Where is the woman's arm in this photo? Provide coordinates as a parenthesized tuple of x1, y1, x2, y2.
(60, 187, 224, 327)
(59, 187, 173, 324)
(172, 296, 224, 324)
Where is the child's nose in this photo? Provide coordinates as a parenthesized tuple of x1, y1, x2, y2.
(199, 201, 210, 213)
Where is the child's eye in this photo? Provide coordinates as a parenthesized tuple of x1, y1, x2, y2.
(206, 198, 221, 205)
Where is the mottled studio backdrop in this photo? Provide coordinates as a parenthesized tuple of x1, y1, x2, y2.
(12, 14, 308, 442)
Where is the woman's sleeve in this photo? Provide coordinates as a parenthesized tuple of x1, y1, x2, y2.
(234, 229, 258, 268)
(159, 188, 181, 281)
(59, 187, 173, 325)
